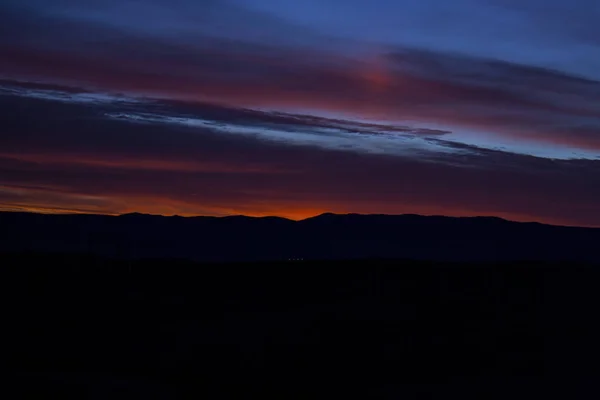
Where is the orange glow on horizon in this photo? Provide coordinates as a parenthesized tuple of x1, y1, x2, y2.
(2, 195, 596, 228)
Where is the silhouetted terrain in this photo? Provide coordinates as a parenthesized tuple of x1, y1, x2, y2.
(3, 213, 600, 397)
(2, 253, 599, 398)
(2, 211, 600, 262)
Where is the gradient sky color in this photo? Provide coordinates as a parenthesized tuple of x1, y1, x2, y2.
(0, 0, 599, 226)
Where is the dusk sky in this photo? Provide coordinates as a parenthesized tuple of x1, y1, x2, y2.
(1, 0, 599, 226)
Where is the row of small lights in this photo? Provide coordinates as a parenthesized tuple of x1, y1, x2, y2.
(287, 258, 304, 261)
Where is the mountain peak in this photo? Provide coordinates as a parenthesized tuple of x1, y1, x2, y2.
(120, 212, 150, 218)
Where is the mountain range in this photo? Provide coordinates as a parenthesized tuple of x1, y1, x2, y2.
(1, 211, 599, 263)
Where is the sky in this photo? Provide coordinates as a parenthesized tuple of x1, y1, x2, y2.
(0, 0, 599, 226)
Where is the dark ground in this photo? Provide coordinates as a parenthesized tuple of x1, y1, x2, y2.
(2, 252, 599, 398)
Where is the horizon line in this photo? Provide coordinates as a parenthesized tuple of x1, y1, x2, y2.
(1, 209, 596, 230)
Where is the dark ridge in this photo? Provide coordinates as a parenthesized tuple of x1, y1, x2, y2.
(119, 212, 151, 218)
(1, 211, 599, 263)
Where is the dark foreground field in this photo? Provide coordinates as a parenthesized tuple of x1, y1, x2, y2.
(2, 253, 599, 398)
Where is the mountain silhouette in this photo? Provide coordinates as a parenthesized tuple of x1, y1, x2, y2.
(3, 213, 600, 398)
(1, 211, 599, 262)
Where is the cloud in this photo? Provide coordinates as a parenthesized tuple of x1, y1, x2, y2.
(1, 1, 599, 159)
(0, 81, 463, 160)
(1, 82, 600, 227)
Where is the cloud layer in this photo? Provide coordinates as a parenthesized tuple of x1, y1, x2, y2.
(2, 1, 600, 159)
(0, 0, 599, 225)
(1, 82, 599, 226)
